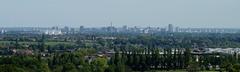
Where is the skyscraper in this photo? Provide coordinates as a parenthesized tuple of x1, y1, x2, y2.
(79, 26, 84, 32)
(70, 28, 75, 34)
(175, 26, 179, 32)
(62, 26, 69, 34)
(168, 24, 174, 32)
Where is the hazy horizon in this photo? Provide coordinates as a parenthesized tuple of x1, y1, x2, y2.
(0, 0, 240, 28)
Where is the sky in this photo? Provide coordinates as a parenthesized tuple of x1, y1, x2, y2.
(0, 0, 240, 28)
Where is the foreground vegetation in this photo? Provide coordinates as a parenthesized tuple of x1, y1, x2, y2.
(1, 33, 240, 72)
(1, 48, 240, 72)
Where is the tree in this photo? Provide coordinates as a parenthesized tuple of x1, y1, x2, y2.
(62, 63, 78, 72)
(185, 48, 192, 67)
(0, 64, 25, 72)
(233, 64, 240, 72)
(187, 62, 201, 72)
(92, 57, 108, 72)
(40, 34, 46, 52)
(15, 38, 20, 49)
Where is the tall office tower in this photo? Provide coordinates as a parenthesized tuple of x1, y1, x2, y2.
(70, 28, 75, 34)
(52, 26, 59, 30)
(110, 21, 113, 27)
(168, 24, 174, 32)
(175, 26, 179, 32)
(79, 26, 84, 32)
(122, 25, 128, 32)
(123, 25, 127, 30)
(51, 26, 55, 30)
(63, 26, 69, 33)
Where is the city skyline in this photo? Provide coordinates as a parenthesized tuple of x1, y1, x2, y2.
(1, 23, 240, 29)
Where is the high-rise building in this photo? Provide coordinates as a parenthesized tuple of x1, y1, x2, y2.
(52, 26, 59, 30)
(62, 26, 69, 34)
(70, 28, 75, 34)
(79, 26, 84, 32)
(123, 25, 127, 30)
(168, 24, 174, 32)
(121, 25, 128, 32)
(175, 26, 179, 32)
(160, 28, 167, 32)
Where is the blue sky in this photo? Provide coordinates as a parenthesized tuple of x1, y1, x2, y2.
(0, 0, 239, 28)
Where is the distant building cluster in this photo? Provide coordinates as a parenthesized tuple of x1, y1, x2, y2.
(1, 24, 240, 35)
(44, 26, 63, 35)
(192, 48, 240, 54)
(0, 29, 7, 34)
